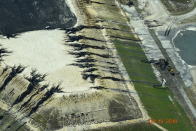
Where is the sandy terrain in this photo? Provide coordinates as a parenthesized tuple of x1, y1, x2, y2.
(0, 30, 94, 92)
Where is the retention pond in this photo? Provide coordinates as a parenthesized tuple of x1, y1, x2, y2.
(173, 30, 196, 66)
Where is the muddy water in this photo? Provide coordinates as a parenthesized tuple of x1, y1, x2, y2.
(0, 0, 76, 37)
(173, 30, 196, 65)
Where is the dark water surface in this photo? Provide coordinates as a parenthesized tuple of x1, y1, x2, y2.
(173, 30, 196, 65)
(0, 0, 76, 37)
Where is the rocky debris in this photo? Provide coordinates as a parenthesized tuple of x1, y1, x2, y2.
(90, 1, 106, 5)
(82, 73, 100, 83)
(71, 63, 96, 68)
(76, 57, 97, 63)
(66, 34, 106, 43)
(69, 51, 112, 59)
(68, 43, 106, 51)
(90, 86, 105, 90)
(65, 25, 104, 34)
(101, 69, 121, 75)
(83, 67, 98, 73)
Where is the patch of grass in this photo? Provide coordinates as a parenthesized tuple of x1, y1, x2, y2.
(112, 38, 195, 131)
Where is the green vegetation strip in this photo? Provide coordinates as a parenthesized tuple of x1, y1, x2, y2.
(112, 39, 194, 131)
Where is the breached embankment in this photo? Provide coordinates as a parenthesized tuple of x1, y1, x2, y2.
(0, 0, 146, 130)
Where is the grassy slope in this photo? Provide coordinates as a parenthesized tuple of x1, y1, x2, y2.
(112, 39, 194, 131)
